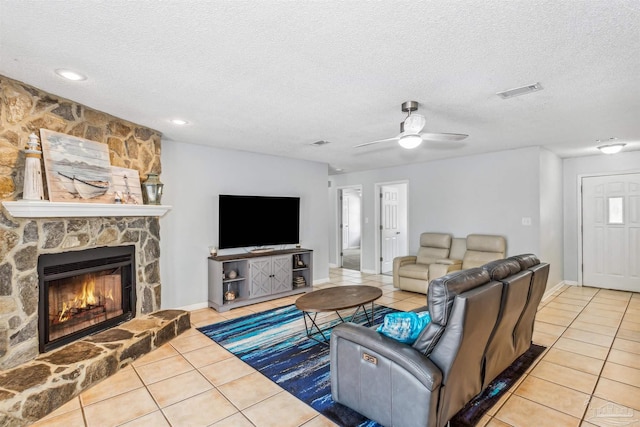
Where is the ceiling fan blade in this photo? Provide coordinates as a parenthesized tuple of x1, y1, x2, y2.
(419, 132, 469, 142)
(353, 135, 401, 148)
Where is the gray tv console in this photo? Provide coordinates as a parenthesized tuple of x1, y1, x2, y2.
(208, 248, 313, 312)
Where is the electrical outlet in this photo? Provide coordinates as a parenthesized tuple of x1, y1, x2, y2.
(522, 217, 532, 226)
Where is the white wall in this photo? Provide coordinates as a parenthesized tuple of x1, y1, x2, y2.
(329, 147, 543, 272)
(539, 149, 564, 289)
(563, 150, 640, 282)
(159, 140, 329, 309)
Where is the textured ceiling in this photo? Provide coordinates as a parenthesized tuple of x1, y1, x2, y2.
(1, 0, 639, 174)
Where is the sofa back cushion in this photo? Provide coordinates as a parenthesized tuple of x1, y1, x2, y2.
(510, 253, 540, 270)
(512, 258, 549, 356)
(412, 268, 490, 355)
(429, 280, 503, 425)
(462, 234, 506, 269)
(482, 258, 521, 280)
(416, 233, 452, 265)
(481, 268, 532, 387)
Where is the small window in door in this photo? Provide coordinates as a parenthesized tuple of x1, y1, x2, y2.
(608, 197, 624, 224)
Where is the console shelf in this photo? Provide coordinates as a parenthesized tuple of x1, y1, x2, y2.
(207, 248, 313, 312)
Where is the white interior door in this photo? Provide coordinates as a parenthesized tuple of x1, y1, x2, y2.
(341, 195, 350, 249)
(346, 194, 361, 248)
(380, 186, 400, 273)
(582, 173, 640, 292)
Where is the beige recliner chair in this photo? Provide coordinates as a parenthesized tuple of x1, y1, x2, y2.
(428, 234, 507, 283)
(393, 233, 452, 293)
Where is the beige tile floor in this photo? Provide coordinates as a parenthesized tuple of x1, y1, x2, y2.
(33, 268, 640, 427)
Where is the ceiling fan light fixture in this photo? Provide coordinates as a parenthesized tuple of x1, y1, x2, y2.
(403, 114, 426, 134)
(398, 134, 422, 149)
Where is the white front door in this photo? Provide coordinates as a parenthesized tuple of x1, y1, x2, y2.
(380, 186, 400, 274)
(582, 173, 640, 292)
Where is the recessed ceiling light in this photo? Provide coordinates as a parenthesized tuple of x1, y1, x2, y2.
(497, 82, 543, 99)
(597, 139, 626, 154)
(55, 68, 87, 81)
(170, 119, 189, 125)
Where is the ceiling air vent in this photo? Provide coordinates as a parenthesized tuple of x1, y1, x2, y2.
(311, 140, 331, 146)
(497, 82, 543, 99)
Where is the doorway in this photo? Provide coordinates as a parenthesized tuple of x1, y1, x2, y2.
(339, 187, 362, 271)
(376, 182, 409, 275)
(581, 172, 640, 292)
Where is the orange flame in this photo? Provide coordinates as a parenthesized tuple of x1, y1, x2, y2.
(57, 274, 103, 323)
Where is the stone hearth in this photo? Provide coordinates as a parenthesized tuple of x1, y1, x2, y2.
(0, 309, 190, 426)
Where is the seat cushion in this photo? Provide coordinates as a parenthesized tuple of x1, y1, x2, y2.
(398, 263, 430, 281)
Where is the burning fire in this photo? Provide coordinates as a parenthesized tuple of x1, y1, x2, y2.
(57, 274, 115, 323)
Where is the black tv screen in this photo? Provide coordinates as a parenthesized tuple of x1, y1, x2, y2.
(218, 195, 300, 249)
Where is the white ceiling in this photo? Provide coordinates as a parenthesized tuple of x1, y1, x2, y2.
(1, 1, 639, 174)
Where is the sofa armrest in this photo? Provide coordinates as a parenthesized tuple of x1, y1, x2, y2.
(428, 262, 462, 282)
(393, 255, 417, 288)
(330, 322, 442, 391)
(330, 322, 442, 427)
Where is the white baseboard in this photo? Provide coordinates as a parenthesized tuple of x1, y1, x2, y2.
(329, 263, 339, 268)
(177, 302, 209, 311)
(361, 269, 377, 275)
(313, 278, 330, 285)
(541, 280, 575, 302)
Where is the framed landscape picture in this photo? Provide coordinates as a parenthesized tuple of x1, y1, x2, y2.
(40, 129, 114, 203)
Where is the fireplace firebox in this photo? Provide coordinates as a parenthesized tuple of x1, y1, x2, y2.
(38, 245, 136, 352)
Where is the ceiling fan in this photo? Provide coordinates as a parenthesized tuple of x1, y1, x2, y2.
(354, 101, 468, 149)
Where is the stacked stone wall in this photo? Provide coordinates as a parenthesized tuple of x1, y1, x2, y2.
(0, 75, 164, 369)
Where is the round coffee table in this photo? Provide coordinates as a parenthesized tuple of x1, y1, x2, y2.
(295, 285, 383, 344)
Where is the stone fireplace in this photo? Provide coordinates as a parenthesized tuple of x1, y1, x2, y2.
(38, 245, 136, 352)
(0, 75, 165, 370)
(0, 71, 187, 426)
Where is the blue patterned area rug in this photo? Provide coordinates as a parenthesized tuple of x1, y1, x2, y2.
(198, 304, 544, 427)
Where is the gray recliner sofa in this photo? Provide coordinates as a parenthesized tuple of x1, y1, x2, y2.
(330, 254, 549, 427)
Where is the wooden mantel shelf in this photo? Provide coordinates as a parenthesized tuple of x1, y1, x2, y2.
(2, 200, 172, 218)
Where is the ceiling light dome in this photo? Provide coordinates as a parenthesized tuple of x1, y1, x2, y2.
(398, 134, 422, 149)
(597, 143, 626, 154)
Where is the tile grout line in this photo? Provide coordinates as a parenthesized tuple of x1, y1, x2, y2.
(576, 288, 633, 423)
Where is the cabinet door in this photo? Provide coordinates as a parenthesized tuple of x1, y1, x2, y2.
(271, 255, 292, 294)
(249, 258, 271, 297)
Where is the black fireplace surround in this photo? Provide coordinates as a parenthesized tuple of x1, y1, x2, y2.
(37, 245, 137, 352)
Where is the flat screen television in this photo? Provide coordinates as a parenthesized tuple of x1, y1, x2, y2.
(218, 194, 300, 249)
